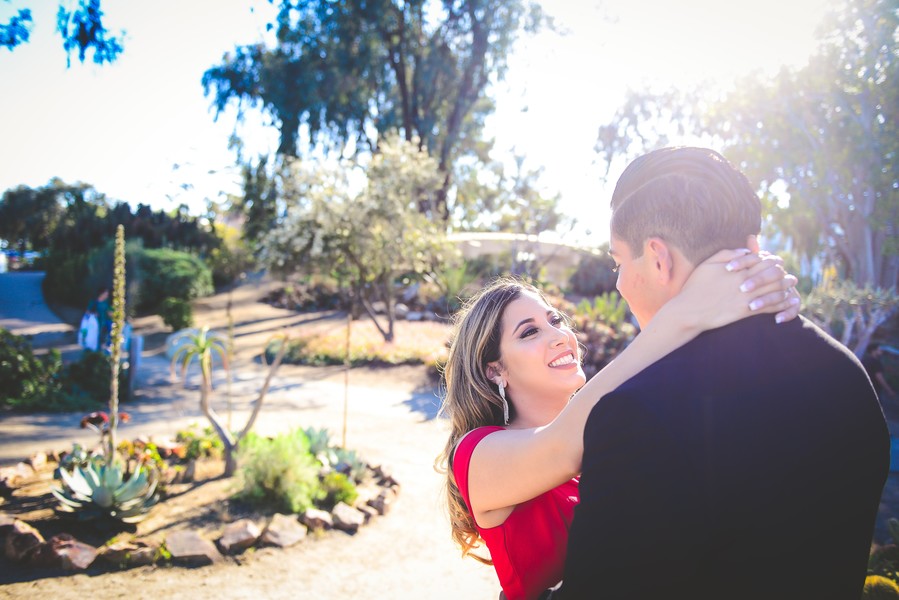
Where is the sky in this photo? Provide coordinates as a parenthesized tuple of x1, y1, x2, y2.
(0, 0, 834, 247)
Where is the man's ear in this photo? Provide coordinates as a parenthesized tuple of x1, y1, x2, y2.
(645, 237, 674, 284)
(745, 235, 760, 253)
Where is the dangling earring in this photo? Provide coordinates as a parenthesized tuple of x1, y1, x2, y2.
(497, 380, 509, 425)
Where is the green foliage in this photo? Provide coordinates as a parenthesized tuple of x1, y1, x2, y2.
(0, 185, 64, 252)
(136, 248, 213, 313)
(175, 423, 225, 460)
(0, 328, 64, 410)
(160, 297, 193, 331)
(805, 276, 899, 356)
(52, 460, 158, 523)
(234, 430, 324, 514)
(263, 134, 460, 342)
(320, 471, 358, 510)
(0, 329, 131, 412)
(569, 249, 618, 297)
(593, 0, 898, 289)
(203, 0, 549, 223)
(64, 350, 130, 406)
(576, 292, 629, 330)
(434, 263, 479, 314)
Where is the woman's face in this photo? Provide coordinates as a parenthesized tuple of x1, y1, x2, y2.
(491, 290, 586, 413)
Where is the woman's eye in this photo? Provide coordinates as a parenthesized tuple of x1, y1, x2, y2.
(550, 314, 564, 326)
(521, 327, 538, 338)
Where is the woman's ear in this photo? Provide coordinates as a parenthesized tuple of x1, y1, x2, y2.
(486, 362, 501, 382)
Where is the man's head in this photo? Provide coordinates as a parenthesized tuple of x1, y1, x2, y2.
(608, 147, 761, 327)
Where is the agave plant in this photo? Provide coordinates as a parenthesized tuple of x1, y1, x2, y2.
(52, 460, 158, 523)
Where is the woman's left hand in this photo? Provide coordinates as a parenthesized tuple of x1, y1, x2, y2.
(724, 250, 801, 323)
(678, 249, 801, 331)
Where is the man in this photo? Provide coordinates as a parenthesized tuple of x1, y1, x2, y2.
(559, 147, 889, 599)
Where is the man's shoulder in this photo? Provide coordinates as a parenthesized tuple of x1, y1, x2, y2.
(611, 314, 863, 396)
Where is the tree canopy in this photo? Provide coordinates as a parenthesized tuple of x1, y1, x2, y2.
(202, 0, 549, 224)
(262, 133, 459, 341)
(594, 0, 898, 291)
(1, 0, 123, 65)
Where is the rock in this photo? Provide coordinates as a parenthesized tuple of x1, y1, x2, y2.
(218, 519, 261, 554)
(357, 504, 378, 524)
(260, 513, 307, 548)
(4, 520, 44, 562)
(301, 508, 333, 531)
(28, 451, 48, 471)
(394, 303, 410, 319)
(29, 534, 97, 570)
(368, 487, 399, 516)
(331, 502, 365, 534)
(99, 540, 158, 567)
(0, 513, 15, 543)
(0, 463, 34, 495)
(405, 311, 423, 322)
(165, 530, 222, 566)
(370, 301, 387, 314)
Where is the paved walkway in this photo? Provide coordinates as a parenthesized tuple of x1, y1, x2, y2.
(0, 272, 73, 342)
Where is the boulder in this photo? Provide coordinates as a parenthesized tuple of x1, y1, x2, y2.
(165, 530, 222, 566)
(394, 303, 410, 319)
(29, 533, 97, 570)
(260, 513, 307, 548)
(4, 519, 44, 562)
(301, 508, 333, 531)
(218, 519, 261, 554)
(331, 502, 365, 534)
(368, 487, 399, 516)
(99, 540, 158, 567)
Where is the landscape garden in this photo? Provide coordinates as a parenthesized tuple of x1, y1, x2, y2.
(1, 0, 898, 597)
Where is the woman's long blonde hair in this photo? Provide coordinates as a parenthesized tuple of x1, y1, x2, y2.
(435, 277, 544, 564)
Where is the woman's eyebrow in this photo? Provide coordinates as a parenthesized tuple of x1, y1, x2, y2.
(512, 317, 535, 335)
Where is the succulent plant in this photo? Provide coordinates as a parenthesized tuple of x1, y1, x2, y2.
(52, 460, 158, 523)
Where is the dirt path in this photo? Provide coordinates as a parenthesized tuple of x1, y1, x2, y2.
(0, 279, 501, 599)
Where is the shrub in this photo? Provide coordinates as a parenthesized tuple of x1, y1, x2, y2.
(568, 251, 618, 297)
(0, 328, 65, 410)
(320, 471, 358, 510)
(136, 248, 213, 313)
(63, 350, 130, 406)
(234, 430, 324, 514)
(175, 423, 224, 460)
(0, 330, 130, 412)
(159, 297, 193, 331)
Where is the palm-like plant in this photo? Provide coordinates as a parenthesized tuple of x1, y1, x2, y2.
(170, 327, 288, 476)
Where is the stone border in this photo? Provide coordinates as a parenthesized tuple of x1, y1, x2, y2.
(0, 454, 400, 573)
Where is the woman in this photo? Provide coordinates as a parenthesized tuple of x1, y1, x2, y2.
(436, 250, 800, 600)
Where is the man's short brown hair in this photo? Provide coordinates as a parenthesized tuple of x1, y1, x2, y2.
(610, 147, 762, 264)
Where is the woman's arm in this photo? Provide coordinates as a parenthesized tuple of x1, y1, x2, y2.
(466, 249, 799, 524)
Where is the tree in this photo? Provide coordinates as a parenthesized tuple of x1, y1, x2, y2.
(0, 184, 65, 253)
(263, 133, 459, 341)
(1, 0, 123, 65)
(593, 0, 898, 291)
(170, 326, 289, 476)
(202, 0, 549, 224)
(234, 154, 281, 248)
